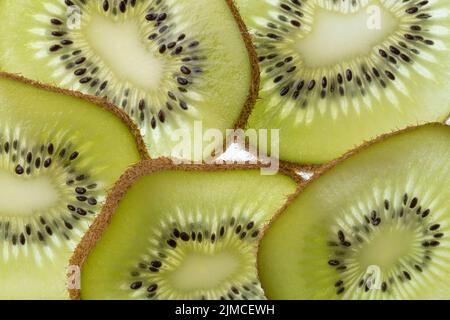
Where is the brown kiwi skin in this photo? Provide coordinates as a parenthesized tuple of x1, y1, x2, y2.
(69, 157, 302, 300)
(256, 122, 449, 299)
(226, 0, 260, 130)
(0, 71, 150, 160)
(204, 0, 263, 163)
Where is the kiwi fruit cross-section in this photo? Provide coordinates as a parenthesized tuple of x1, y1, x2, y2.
(0, 72, 146, 299)
(70, 158, 298, 300)
(0, 0, 258, 159)
(235, 0, 450, 164)
(258, 124, 450, 300)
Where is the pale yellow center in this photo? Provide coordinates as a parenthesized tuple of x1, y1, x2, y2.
(357, 227, 415, 270)
(0, 170, 59, 216)
(168, 251, 240, 291)
(296, 1, 398, 67)
(85, 14, 164, 90)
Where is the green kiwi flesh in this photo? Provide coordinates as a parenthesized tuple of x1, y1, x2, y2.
(236, 0, 450, 164)
(258, 124, 450, 299)
(71, 159, 297, 300)
(0, 73, 144, 299)
(0, 0, 258, 160)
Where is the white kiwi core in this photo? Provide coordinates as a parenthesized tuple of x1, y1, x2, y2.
(85, 14, 164, 91)
(0, 170, 59, 216)
(169, 250, 240, 291)
(356, 227, 415, 271)
(296, 2, 398, 68)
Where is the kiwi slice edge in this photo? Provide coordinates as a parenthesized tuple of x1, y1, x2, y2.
(0, 0, 260, 160)
(258, 123, 450, 300)
(0, 72, 147, 299)
(69, 157, 300, 300)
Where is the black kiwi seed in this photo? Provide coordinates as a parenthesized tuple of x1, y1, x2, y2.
(430, 224, 440, 231)
(44, 158, 52, 168)
(403, 271, 412, 280)
(180, 232, 189, 241)
(70, 152, 79, 160)
(20, 234, 26, 245)
(328, 260, 340, 266)
(147, 284, 158, 293)
(130, 282, 142, 290)
(410, 197, 418, 208)
(167, 239, 177, 248)
(76, 208, 87, 216)
(45, 226, 53, 236)
(337, 230, 345, 242)
(15, 165, 24, 175)
(75, 187, 86, 194)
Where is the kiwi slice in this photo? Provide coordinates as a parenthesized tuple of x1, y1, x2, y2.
(0, 0, 258, 159)
(236, 0, 450, 164)
(258, 124, 450, 299)
(0, 72, 146, 299)
(70, 158, 298, 300)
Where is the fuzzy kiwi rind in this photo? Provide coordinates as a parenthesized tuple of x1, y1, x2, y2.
(69, 157, 301, 300)
(257, 122, 449, 298)
(195, 0, 261, 153)
(193, 0, 263, 163)
(226, 0, 260, 130)
(0, 71, 149, 160)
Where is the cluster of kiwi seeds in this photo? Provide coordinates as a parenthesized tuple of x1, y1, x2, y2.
(126, 212, 265, 300)
(0, 127, 102, 261)
(326, 194, 445, 298)
(41, 0, 206, 130)
(253, 0, 439, 109)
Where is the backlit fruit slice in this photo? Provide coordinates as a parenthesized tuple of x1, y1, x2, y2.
(236, 0, 450, 164)
(70, 159, 298, 300)
(258, 124, 450, 300)
(0, 73, 146, 300)
(0, 0, 258, 160)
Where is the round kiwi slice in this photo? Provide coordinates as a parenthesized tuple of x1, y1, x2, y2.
(0, 72, 146, 299)
(258, 124, 450, 299)
(0, 0, 258, 159)
(235, 0, 450, 164)
(70, 158, 298, 300)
